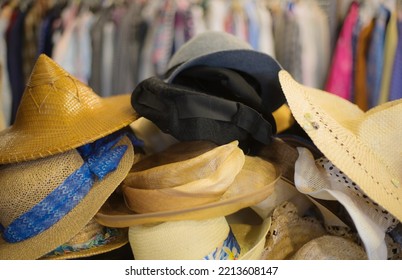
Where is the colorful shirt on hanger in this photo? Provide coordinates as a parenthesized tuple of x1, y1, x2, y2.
(325, 1, 359, 101)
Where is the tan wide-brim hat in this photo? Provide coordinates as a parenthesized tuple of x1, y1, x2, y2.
(95, 141, 280, 227)
(0, 54, 138, 164)
(0, 136, 134, 260)
(279, 70, 402, 223)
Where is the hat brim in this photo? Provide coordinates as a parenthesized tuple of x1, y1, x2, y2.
(39, 228, 129, 260)
(95, 162, 280, 228)
(230, 212, 272, 260)
(0, 137, 134, 260)
(278, 70, 402, 223)
(167, 50, 285, 113)
(0, 94, 138, 164)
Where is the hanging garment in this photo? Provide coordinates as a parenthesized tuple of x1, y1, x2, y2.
(325, 1, 359, 101)
(273, 5, 303, 84)
(354, 19, 375, 111)
(388, 13, 402, 101)
(379, 10, 398, 104)
(6, 7, 26, 124)
(367, 5, 390, 109)
(0, 11, 12, 126)
(255, 0, 275, 57)
(112, 1, 145, 94)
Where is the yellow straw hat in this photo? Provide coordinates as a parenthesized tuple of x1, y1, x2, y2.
(0, 135, 134, 260)
(0, 54, 138, 164)
(95, 140, 279, 227)
(278, 70, 402, 224)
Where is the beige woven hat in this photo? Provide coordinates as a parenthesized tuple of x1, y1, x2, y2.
(291, 235, 368, 260)
(0, 54, 138, 164)
(95, 140, 279, 227)
(0, 135, 134, 260)
(40, 219, 128, 260)
(128, 208, 271, 260)
(261, 201, 327, 260)
(278, 70, 402, 223)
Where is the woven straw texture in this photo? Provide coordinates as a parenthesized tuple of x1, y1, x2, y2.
(279, 70, 402, 223)
(129, 217, 230, 260)
(0, 54, 138, 164)
(95, 141, 279, 227)
(0, 136, 134, 260)
(261, 201, 327, 260)
(291, 235, 367, 260)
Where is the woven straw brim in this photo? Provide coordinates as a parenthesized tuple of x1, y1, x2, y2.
(0, 137, 134, 260)
(0, 94, 137, 164)
(279, 70, 402, 223)
(95, 156, 280, 228)
(40, 229, 129, 260)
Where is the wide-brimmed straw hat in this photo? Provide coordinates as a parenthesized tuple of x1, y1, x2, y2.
(0, 54, 138, 164)
(278, 70, 402, 224)
(0, 134, 134, 259)
(95, 140, 279, 227)
(128, 208, 271, 260)
(40, 219, 128, 260)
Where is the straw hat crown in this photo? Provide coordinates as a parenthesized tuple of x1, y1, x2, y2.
(0, 54, 138, 164)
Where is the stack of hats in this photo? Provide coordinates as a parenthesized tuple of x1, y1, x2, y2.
(96, 139, 279, 260)
(0, 55, 139, 260)
(130, 31, 303, 155)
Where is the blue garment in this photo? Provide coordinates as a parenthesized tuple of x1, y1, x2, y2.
(367, 5, 390, 108)
(6, 8, 26, 125)
(389, 18, 402, 101)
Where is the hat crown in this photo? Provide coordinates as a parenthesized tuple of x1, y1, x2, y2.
(15, 54, 101, 128)
(167, 31, 252, 71)
(0, 150, 82, 227)
(27, 54, 69, 87)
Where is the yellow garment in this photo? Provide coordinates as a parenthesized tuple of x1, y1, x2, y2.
(379, 11, 398, 105)
(354, 20, 375, 111)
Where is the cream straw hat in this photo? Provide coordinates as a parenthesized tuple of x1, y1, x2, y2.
(128, 208, 271, 260)
(278, 70, 402, 224)
(0, 54, 138, 164)
(96, 140, 279, 227)
(0, 135, 134, 260)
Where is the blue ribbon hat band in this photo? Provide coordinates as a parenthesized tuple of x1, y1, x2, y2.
(1, 131, 136, 243)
